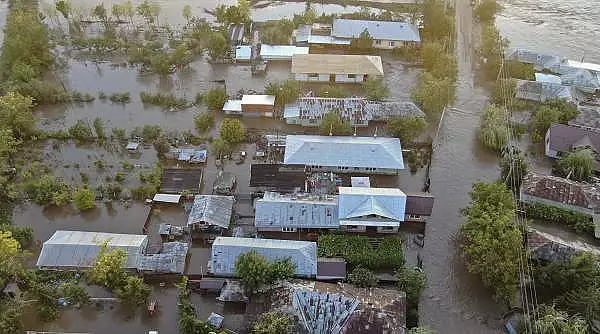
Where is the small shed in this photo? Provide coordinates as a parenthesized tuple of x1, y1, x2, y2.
(223, 100, 243, 114)
(187, 195, 235, 230)
(194, 278, 226, 293)
(317, 258, 347, 281)
(126, 142, 140, 151)
(152, 194, 182, 204)
(259, 45, 309, 61)
(160, 168, 203, 194)
(241, 95, 276, 117)
(235, 45, 252, 62)
(207, 313, 224, 329)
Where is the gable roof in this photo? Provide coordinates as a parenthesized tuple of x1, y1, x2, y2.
(338, 187, 406, 226)
(291, 54, 384, 76)
(506, 48, 562, 68)
(570, 105, 600, 130)
(332, 19, 421, 42)
(515, 79, 573, 102)
(254, 192, 339, 229)
(520, 172, 600, 210)
(546, 123, 600, 154)
(405, 193, 435, 216)
(187, 195, 234, 228)
(283, 135, 404, 170)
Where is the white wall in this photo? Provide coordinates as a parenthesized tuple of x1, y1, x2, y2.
(308, 165, 399, 175)
(294, 73, 329, 82)
(372, 39, 419, 49)
(335, 74, 365, 83)
(545, 129, 559, 158)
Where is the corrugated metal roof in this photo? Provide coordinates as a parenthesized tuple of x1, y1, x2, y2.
(515, 79, 573, 102)
(223, 100, 243, 112)
(187, 195, 234, 229)
(283, 135, 404, 170)
(211, 237, 317, 277)
(152, 194, 182, 203)
(292, 54, 383, 76)
(405, 193, 435, 216)
(535, 73, 561, 84)
(235, 45, 252, 61)
(36, 231, 147, 269)
(137, 242, 189, 274)
(259, 45, 309, 60)
(307, 35, 351, 45)
(332, 19, 421, 42)
(338, 187, 406, 224)
(351, 177, 370, 187)
(255, 192, 339, 229)
(241, 94, 275, 106)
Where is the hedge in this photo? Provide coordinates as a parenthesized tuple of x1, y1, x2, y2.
(523, 203, 595, 237)
(317, 234, 405, 270)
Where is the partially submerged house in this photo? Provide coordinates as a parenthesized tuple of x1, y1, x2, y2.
(223, 94, 276, 117)
(259, 44, 309, 61)
(209, 237, 317, 278)
(527, 228, 600, 263)
(545, 123, 600, 168)
(331, 18, 421, 49)
(283, 97, 424, 127)
(520, 172, 600, 238)
(405, 193, 436, 222)
(37, 231, 149, 270)
(514, 79, 574, 103)
(283, 135, 404, 175)
(249, 163, 306, 191)
(291, 54, 383, 83)
(506, 48, 562, 71)
(569, 105, 600, 131)
(160, 168, 203, 194)
(338, 187, 406, 233)
(187, 195, 234, 232)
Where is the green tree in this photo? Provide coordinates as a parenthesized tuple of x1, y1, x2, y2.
(349, 266, 379, 288)
(265, 80, 302, 106)
(88, 243, 127, 289)
(58, 282, 90, 305)
(206, 32, 228, 60)
(556, 149, 595, 182)
(480, 24, 508, 79)
(219, 118, 245, 144)
(363, 77, 389, 101)
(194, 112, 215, 133)
(0, 128, 21, 159)
(73, 186, 95, 211)
(0, 92, 36, 139)
(520, 304, 588, 334)
(111, 3, 124, 21)
(387, 116, 428, 143)
(319, 112, 352, 136)
(252, 312, 290, 334)
(412, 72, 455, 115)
(198, 88, 228, 110)
(500, 150, 528, 191)
(212, 138, 231, 157)
(422, 0, 455, 43)
(115, 275, 151, 307)
(235, 250, 272, 294)
(55, 0, 71, 19)
(351, 28, 373, 50)
(25, 175, 70, 206)
(421, 41, 445, 70)
(93, 117, 105, 139)
(136, 0, 154, 24)
(475, 0, 500, 24)
(0, 305, 22, 334)
(477, 104, 509, 152)
(317, 85, 349, 98)
(396, 267, 427, 305)
(0, 231, 20, 267)
(460, 182, 523, 304)
(92, 3, 107, 23)
(182, 5, 192, 23)
(68, 120, 94, 141)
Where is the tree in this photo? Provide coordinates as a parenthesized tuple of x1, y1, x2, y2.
(235, 251, 273, 293)
(319, 112, 352, 136)
(24, 175, 70, 206)
(115, 276, 151, 307)
(412, 72, 455, 115)
(421, 41, 445, 71)
(73, 186, 95, 211)
(206, 32, 228, 60)
(519, 304, 588, 334)
(194, 112, 215, 133)
(530, 105, 562, 142)
(88, 243, 127, 289)
(475, 0, 500, 24)
(0, 304, 22, 334)
(317, 85, 349, 98)
(252, 312, 290, 334)
(69, 120, 94, 141)
(556, 149, 595, 182)
(480, 24, 508, 79)
(349, 266, 379, 288)
(212, 138, 231, 157)
(58, 282, 90, 305)
(93, 117, 105, 139)
(152, 136, 170, 157)
(0, 128, 21, 159)
(268, 258, 296, 283)
(500, 150, 528, 191)
(363, 77, 389, 101)
(422, 0, 455, 43)
(0, 92, 36, 139)
(396, 267, 427, 305)
(265, 80, 302, 106)
(111, 3, 124, 21)
(387, 116, 428, 143)
(477, 104, 509, 152)
(460, 182, 523, 305)
(198, 88, 227, 110)
(0, 231, 20, 267)
(351, 28, 373, 50)
(219, 118, 245, 144)
(55, 0, 71, 19)
(182, 5, 192, 24)
(92, 3, 107, 23)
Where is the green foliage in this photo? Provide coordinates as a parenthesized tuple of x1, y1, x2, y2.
(214, 0, 250, 24)
(71, 91, 96, 103)
(519, 304, 588, 334)
(182, 5, 192, 22)
(94, 159, 105, 169)
(507, 61, 535, 80)
(350, 28, 373, 50)
(0, 225, 33, 249)
(556, 149, 595, 182)
(140, 91, 190, 109)
(460, 182, 522, 304)
(93, 117, 105, 140)
(25, 175, 70, 206)
(349, 266, 378, 287)
(73, 186, 95, 211)
(530, 99, 577, 142)
(0, 304, 22, 334)
(265, 80, 302, 106)
(387, 116, 428, 143)
(500, 151, 528, 191)
(194, 112, 215, 133)
(252, 312, 291, 334)
(132, 125, 162, 142)
(177, 277, 226, 334)
(260, 19, 295, 45)
(198, 88, 228, 111)
(115, 275, 151, 307)
(58, 282, 89, 305)
(319, 112, 352, 136)
(421, 42, 457, 81)
(55, 0, 71, 19)
(68, 120, 94, 141)
(112, 128, 127, 141)
(88, 243, 127, 289)
(475, 0, 500, 23)
(212, 138, 231, 156)
(206, 32, 228, 60)
(235, 251, 296, 294)
(422, 0, 455, 44)
(480, 24, 508, 79)
(318, 235, 405, 270)
(397, 267, 427, 305)
(412, 72, 456, 115)
(0, 92, 36, 139)
(477, 104, 509, 152)
(363, 77, 389, 101)
(135, 163, 162, 199)
(108, 92, 131, 104)
(122, 160, 134, 170)
(408, 327, 437, 334)
(316, 85, 350, 98)
(219, 118, 245, 144)
(524, 203, 595, 237)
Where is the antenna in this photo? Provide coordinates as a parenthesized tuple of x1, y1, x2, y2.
(329, 123, 333, 136)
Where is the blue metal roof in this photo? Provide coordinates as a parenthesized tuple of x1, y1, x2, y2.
(338, 187, 406, 226)
(332, 19, 421, 42)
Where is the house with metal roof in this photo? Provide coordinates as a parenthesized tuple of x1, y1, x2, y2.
(338, 187, 406, 233)
(405, 193, 435, 223)
(259, 45, 309, 61)
(291, 54, 383, 83)
(209, 237, 317, 277)
(545, 123, 600, 168)
(37, 231, 148, 269)
(569, 105, 600, 131)
(254, 192, 339, 232)
(283, 135, 404, 175)
(506, 48, 562, 71)
(515, 79, 574, 103)
(223, 94, 275, 117)
(331, 19, 421, 49)
(283, 97, 425, 127)
(187, 195, 234, 231)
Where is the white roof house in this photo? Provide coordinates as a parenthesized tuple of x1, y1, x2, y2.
(187, 195, 235, 229)
(259, 45, 309, 61)
(338, 187, 406, 227)
(283, 135, 404, 171)
(332, 19, 421, 43)
(36, 230, 148, 269)
(210, 237, 317, 277)
(235, 45, 252, 61)
(223, 100, 243, 113)
(241, 94, 275, 106)
(255, 192, 339, 229)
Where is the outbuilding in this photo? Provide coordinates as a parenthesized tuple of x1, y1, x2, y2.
(291, 54, 383, 83)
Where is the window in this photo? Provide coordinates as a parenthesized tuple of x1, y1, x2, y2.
(309, 118, 317, 124)
(326, 208, 332, 217)
(375, 40, 381, 45)
(354, 167, 360, 171)
(282, 227, 297, 233)
(309, 73, 319, 78)
(389, 41, 395, 47)
(381, 226, 394, 230)
(348, 74, 356, 79)
(409, 214, 421, 219)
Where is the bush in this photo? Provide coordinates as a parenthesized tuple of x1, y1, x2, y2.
(349, 266, 378, 287)
(319, 112, 352, 136)
(68, 120, 94, 141)
(363, 77, 389, 101)
(73, 187, 96, 211)
(317, 235, 405, 270)
(235, 250, 295, 293)
(397, 267, 427, 305)
(219, 118, 245, 144)
(140, 91, 190, 109)
(93, 117, 105, 139)
(477, 104, 509, 152)
(108, 92, 131, 104)
(265, 80, 301, 106)
(387, 116, 428, 143)
(317, 85, 350, 98)
(523, 203, 595, 237)
(197, 88, 227, 111)
(24, 175, 70, 206)
(194, 112, 215, 133)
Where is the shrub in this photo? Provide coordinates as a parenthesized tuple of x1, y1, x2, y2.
(523, 203, 595, 237)
(108, 92, 131, 104)
(140, 91, 190, 109)
(194, 112, 215, 133)
(73, 187, 95, 211)
(363, 77, 389, 101)
(219, 118, 245, 144)
(24, 175, 70, 206)
(197, 88, 227, 111)
(319, 112, 352, 136)
(317, 235, 404, 270)
(68, 120, 94, 141)
(265, 80, 301, 106)
(349, 266, 378, 287)
(477, 104, 509, 152)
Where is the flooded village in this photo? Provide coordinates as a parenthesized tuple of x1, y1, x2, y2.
(1, 0, 600, 333)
